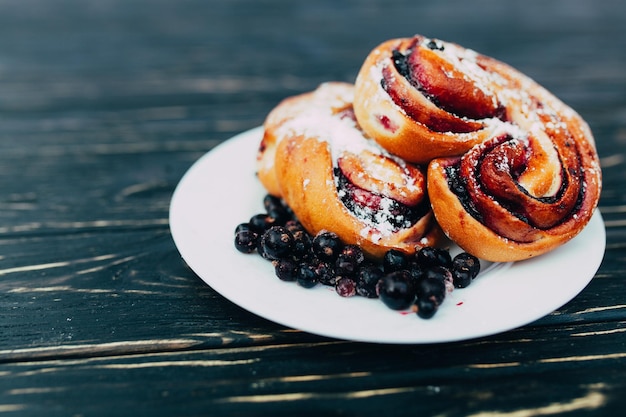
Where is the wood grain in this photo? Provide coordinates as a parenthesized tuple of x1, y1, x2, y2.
(0, 0, 625, 415)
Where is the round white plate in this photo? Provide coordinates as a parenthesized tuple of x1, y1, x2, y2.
(169, 127, 606, 344)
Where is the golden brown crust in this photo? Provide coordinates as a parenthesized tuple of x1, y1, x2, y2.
(257, 82, 446, 259)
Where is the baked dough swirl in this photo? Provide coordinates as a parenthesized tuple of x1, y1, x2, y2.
(354, 35, 602, 262)
(354, 35, 503, 164)
(427, 91, 601, 262)
(257, 82, 445, 259)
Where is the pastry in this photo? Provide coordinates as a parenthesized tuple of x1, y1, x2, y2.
(354, 35, 601, 262)
(353, 35, 502, 164)
(257, 82, 445, 259)
(426, 86, 601, 262)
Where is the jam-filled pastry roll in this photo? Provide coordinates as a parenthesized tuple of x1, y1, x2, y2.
(353, 35, 505, 164)
(257, 82, 445, 259)
(427, 68, 602, 263)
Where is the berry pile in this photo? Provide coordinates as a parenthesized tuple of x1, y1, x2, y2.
(234, 195, 481, 319)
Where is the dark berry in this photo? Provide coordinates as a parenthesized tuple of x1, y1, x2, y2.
(335, 253, 359, 277)
(413, 298, 438, 319)
(335, 245, 366, 278)
(309, 257, 336, 286)
(452, 269, 472, 288)
(383, 249, 409, 273)
(356, 265, 383, 298)
(234, 222, 252, 235)
(415, 277, 446, 305)
(234, 230, 259, 254)
(335, 277, 357, 297)
(416, 247, 452, 268)
(284, 219, 305, 233)
(376, 270, 415, 310)
(249, 213, 277, 233)
(274, 259, 298, 282)
(406, 258, 426, 281)
(297, 264, 318, 288)
(256, 237, 271, 260)
(263, 194, 291, 224)
(424, 265, 453, 284)
(341, 245, 365, 265)
(291, 230, 312, 261)
(312, 231, 343, 262)
(452, 252, 481, 279)
(260, 226, 294, 260)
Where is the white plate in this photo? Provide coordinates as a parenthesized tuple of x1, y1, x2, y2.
(169, 127, 606, 344)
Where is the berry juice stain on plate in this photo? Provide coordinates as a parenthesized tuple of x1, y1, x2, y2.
(170, 127, 606, 344)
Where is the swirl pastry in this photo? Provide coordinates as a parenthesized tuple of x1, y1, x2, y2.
(354, 35, 504, 164)
(354, 35, 601, 262)
(257, 82, 445, 259)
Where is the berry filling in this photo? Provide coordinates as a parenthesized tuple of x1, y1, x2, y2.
(381, 67, 479, 134)
(382, 37, 505, 132)
(335, 168, 429, 233)
(444, 161, 484, 223)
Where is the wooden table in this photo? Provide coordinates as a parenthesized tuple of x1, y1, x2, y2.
(1, 0, 625, 415)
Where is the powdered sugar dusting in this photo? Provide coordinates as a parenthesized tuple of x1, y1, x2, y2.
(275, 83, 386, 162)
(432, 39, 500, 111)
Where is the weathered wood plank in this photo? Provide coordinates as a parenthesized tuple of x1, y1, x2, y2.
(0, 0, 625, 416)
(1, 321, 625, 416)
(0, 227, 623, 356)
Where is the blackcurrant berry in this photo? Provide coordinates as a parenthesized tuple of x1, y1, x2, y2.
(424, 265, 453, 284)
(260, 226, 294, 260)
(335, 253, 359, 277)
(249, 213, 277, 233)
(297, 264, 318, 288)
(291, 230, 312, 261)
(341, 245, 365, 265)
(312, 231, 343, 262)
(416, 247, 452, 268)
(263, 194, 291, 224)
(406, 258, 426, 281)
(415, 276, 446, 305)
(284, 219, 305, 233)
(452, 252, 481, 280)
(383, 249, 409, 273)
(234, 222, 252, 235)
(234, 230, 259, 254)
(414, 298, 438, 319)
(452, 269, 472, 288)
(376, 270, 415, 310)
(309, 257, 336, 286)
(274, 259, 298, 282)
(256, 237, 272, 260)
(335, 277, 357, 297)
(356, 265, 383, 298)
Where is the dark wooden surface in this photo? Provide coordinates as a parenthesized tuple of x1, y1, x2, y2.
(1, 0, 625, 415)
